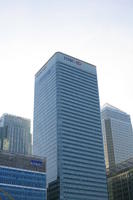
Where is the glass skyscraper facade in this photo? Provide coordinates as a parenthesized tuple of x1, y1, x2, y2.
(33, 52, 108, 200)
(0, 151, 46, 200)
(101, 104, 133, 169)
(0, 114, 32, 154)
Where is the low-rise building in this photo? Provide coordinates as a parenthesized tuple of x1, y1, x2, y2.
(0, 151, 46, 200)
(107, 158, 133, 200)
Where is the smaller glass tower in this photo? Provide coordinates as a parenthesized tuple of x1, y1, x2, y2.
(101, 104, 133, 169)
(0, 113, 32, 154)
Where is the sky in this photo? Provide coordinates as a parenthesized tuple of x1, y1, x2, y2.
(0, 0, 133, 129)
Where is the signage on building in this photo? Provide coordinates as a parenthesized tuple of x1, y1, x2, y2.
(64, 56, 82, 66)
(30, 160, 43, 166)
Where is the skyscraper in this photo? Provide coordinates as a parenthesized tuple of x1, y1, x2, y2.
(0, 114, 32, 154)
(33, 52, 108, 200)
(101, 104, 133, 169)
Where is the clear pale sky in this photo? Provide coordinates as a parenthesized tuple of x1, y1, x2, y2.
(0, 0, 133, 127)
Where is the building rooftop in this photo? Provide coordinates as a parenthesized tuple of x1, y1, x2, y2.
(0, 150, 46, 173)
(107, 157, 133, 177)
(102, 103, 127, 115)
(1, 113, 30, 122)
(35, 51, 96, 77)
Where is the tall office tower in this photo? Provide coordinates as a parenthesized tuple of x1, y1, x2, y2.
(101, 104, 133, 169)
(0, 151, 46, 200)
(33, 52, 108, 200)
(0, 114, 32, 154)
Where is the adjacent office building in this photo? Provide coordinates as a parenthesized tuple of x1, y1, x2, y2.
(0, 126, 8, 151)
(0, 151, 46, 200)
(107, 158, 133, 200)
(33, 52, 108, 200)
(0, 114, 32, 154)
(101, 104, 133, 169)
